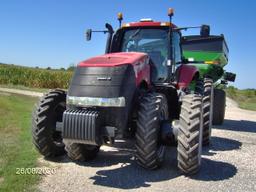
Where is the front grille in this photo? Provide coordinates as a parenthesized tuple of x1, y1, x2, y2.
(62, 109, 101, 145)
(68, 66, 128, 98)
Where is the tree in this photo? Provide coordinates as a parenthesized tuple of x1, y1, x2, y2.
(67, 63, 76, 71)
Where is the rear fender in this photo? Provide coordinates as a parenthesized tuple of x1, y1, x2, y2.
(176, 65, 199, 89)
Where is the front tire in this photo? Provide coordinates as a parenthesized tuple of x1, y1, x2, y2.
(64, 141, 100, 161)
(135, 93, 169, 169)
(32, 89, 66, 157)
(177, 94, 203, 175)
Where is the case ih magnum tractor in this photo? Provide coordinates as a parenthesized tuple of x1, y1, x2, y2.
(32, 9, 214, 174)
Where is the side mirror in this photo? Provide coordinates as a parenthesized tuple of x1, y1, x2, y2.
(86, 29, 92, 41)
(224, 72, 236, 82)
(200, 25, 210, 37)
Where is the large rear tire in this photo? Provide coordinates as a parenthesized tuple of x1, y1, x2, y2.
(32, 89, 66, 157)
(202, 78, 213, 146)
(135, 93, 169, 169)
(177, 94, 203, 175)
(212, 89, 226, 125)
(64, 141, 100, 161)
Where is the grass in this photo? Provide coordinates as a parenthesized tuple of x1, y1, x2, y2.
(225, 87, 256, 111)
(0, 93, 40, 192)
(239, 101, 256, 111)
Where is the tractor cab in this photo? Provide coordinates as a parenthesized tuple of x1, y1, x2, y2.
(86, 9, 184, 85)
(85, 10, 211, 89)
(110, 19, 182, 83)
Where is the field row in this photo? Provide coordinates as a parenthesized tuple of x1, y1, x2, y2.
(0, 64, 73, 89)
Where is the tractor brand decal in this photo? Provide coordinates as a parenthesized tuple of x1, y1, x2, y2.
(97, 77, 112, 81)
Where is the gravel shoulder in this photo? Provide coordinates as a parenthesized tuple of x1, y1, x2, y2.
(1, 88, 256, 192)
(0, 87, 43, 97)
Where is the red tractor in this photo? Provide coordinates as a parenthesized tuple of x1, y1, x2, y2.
(32, 9, 210, 174)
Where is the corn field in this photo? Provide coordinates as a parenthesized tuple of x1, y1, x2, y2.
(0, 64, 73, 89)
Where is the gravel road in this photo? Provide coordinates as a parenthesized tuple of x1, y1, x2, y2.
(36, 97, 256, 192)
(1, 88, 255, 192)
(0, 87, 43, 97)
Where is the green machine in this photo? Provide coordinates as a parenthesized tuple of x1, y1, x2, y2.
(182, 34, 230, 82)
(182, 29, 236, 125)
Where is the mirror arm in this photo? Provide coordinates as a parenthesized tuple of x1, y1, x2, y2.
(92, 30, 108, 33)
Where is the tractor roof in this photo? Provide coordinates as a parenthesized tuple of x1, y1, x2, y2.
(122, 20, 177, 28)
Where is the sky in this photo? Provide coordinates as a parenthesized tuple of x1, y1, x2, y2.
(0, 0, 256, 89)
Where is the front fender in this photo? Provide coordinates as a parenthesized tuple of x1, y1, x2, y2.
(176, 64, 199, 89)
(133, 56, 150, 87)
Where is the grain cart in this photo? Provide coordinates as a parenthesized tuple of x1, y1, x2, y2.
(182, 29, 236, 128)
(32, 9, 212, 174)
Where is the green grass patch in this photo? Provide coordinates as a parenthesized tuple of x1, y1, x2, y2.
(0, 93, 40, 191)
(239, 100, 256, 111)
(225, 87, 256, 111)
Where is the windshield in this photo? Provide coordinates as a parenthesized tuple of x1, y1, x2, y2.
(121, 29, 169, 82)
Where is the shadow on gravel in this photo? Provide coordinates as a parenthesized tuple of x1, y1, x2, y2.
(191, 158, 237, 181)
(202, 136, 242, 156)
(89, 147, 179, 189)
(88, 148, 237, 189)
(215, 119, 256, 133)
(210, 136, 242, 151)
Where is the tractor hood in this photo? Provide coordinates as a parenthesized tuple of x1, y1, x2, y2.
(67, 52, 150, 132)
(68, 52, 150, 107)
(78, 52, 148, 67)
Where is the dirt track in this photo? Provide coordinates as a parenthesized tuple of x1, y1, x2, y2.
(1, 88, 255, 192)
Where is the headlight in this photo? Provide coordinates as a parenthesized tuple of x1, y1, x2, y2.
(67, 96, 126, 107)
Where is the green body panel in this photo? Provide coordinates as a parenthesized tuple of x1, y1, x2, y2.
(187, 63, 224, 83)
(183, 51, 227, 67)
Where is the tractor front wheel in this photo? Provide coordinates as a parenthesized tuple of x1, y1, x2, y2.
(135, 93, 169, 169)
(32, 89, 66, 157)
(64, 141, 100, 161)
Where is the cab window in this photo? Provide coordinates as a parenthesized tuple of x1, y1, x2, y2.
(121, 29, 169, 82)
(172, 32, 182, 64)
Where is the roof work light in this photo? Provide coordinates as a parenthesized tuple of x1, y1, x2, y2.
(168, 8, 174, 17)
(118, 12, 123, 27)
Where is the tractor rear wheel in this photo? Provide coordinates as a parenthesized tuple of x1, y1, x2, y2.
(202, 78, 213, 146)
(64, 141, 100, 161)
(32, 89, 66, 157)
(212, 89, 226, 125)
(177, 94, 203, 175)
(135, 93, 169, 169)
